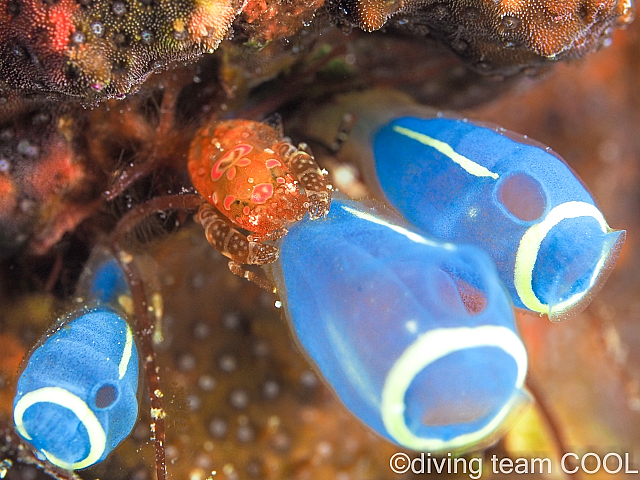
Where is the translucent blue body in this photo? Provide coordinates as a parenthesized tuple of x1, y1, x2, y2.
(76, 248, 131, 308)
(89, 257, 130, 306)
(372, 116, 625, 321)
(270, 198, 528, 452)
(14, 255, 139, 470)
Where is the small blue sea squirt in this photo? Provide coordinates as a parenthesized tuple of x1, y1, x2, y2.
(13, 252, 139, 470)
(268, 198, 529, 453)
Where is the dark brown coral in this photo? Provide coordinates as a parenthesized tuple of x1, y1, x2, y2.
(0, 0, 241, 100)
(330, 0, 635, 75)
(0, 0, 635, 101)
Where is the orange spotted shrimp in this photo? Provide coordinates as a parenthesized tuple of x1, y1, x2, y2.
(188, 119, 332, 291)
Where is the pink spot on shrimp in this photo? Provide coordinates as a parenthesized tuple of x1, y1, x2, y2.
(276, 177, 286, 184)
(211, 160, 228, 181)
(211, 144, 253, 181)
(243, 206, 251, 215)
(251, 183, 274, 204)
(226, 167, 237, 180)
(223, 194, 236, 211)
(265, 158, 282, 169)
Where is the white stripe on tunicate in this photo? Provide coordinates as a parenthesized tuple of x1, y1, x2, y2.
(13, 386, 106, 470)
(119, 324, 134, 379)
(381, 325, 527, 451)
(513, 201, 608, 316)
(342, 205, 455, 249)
(392, 125, 500, 179)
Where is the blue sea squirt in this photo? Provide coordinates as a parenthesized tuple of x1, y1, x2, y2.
(267, 197, 529, 453)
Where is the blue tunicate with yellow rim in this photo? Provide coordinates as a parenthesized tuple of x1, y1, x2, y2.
(13, 253, 139, 471)
(299, 89, 625, 322)
(373, 116, 625, 321)
(268, 197, 529, 453)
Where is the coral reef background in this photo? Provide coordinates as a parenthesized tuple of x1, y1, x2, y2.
(0, 1, 638, 479)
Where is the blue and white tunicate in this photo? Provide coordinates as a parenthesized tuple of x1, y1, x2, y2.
(300, 89, 625, 321)
(268, 197, 529, 453)
(13, 253, 138, 470)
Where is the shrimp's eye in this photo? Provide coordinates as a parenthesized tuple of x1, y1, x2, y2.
(496, 172, 546, 222)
